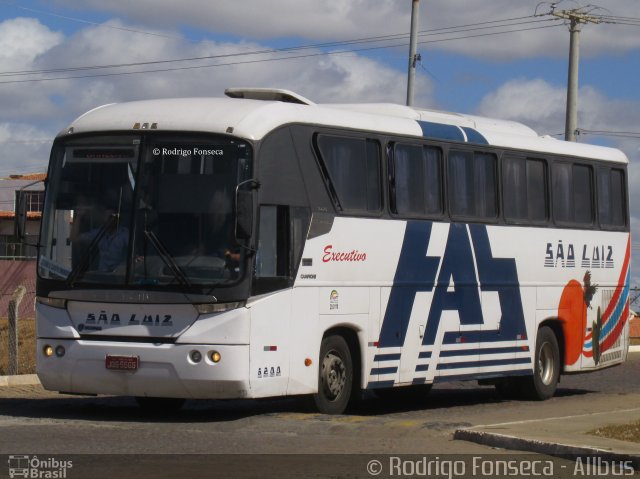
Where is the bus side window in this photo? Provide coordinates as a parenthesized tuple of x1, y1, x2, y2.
(597, 167, 626, 228)
(552, 162, 594, 225)
(502, 157, 548, 224)
(448, 150, 497, 220)
(316, 135, 382, 214)
(391, 144, 443, 217)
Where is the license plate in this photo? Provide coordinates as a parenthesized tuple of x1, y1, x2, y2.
(105, 355, 139, 371)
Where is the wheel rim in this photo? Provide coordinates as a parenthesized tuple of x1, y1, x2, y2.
(320, 350, 346, 401)
(538, 341, 555, 386)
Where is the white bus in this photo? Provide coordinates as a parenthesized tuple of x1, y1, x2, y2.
(34, 88, 631, 414)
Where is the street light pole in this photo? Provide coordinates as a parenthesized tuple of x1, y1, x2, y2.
(406, 0, 420, 106)
(565, 17, 580, 142)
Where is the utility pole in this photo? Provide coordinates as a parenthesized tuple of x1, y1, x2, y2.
(406, 0, 420, 106)
(550, 8, 601, 142)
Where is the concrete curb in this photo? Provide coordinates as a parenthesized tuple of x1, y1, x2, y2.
(0, 374, 40, 387)
(454, 428, 640, 468)
(628, 345, 640, 353)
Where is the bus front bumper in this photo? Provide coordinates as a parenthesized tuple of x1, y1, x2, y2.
(36, 339, 250, 399)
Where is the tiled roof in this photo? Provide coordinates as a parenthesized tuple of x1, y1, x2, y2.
(6, 173, 47, 181)
(0, 211, 42, 219)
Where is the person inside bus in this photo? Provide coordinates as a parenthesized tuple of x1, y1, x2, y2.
(72, 206, 129, 273)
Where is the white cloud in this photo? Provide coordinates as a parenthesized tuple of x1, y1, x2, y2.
(477, 78, 566, 134)
(0, 17, 63, 71)
(35, 18, 432, 105)
(0, 123, 54, 177)
(0, 18, 67, 122)
(53, 0, 401, 41)
(477, 78, 640, 140)
(477, 77, 640, 286)
(0, 17, 435, 176)
(51, 0, 640, 60)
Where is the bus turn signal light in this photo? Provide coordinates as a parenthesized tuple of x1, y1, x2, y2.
(209, 351, 221, 363)
(304, 358, 312, 367)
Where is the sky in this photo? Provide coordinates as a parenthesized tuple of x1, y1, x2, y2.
(0, 0, 639, 291)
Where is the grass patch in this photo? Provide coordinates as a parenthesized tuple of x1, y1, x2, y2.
(589, 420, 640, 444)
(0, 317, 36, 375)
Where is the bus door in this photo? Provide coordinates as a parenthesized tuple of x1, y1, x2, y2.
(397, 290, 438, 385)
(481, 290, 516, 370)
(376, 287, 402, 387)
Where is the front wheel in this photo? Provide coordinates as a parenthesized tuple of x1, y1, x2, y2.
(521, 326, 560, 400)
(313, 335, 354, 415)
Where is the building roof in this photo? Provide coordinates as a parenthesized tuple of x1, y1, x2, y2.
(0, 211, 42, 220)
(0, 175, 45, 222)
(10, 173, 47, 181)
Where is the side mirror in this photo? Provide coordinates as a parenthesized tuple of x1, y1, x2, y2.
(236, 190, 253, 240)
(234, 179, 260, 248)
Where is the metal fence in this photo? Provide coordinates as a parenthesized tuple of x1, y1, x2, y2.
(0, 242, 37, 260)
(0, 260, 36, 376)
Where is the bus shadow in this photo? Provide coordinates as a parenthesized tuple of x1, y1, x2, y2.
(351, 385, 596, 416)
(0, 386, 597, 423)
(0, 395, 304, 424)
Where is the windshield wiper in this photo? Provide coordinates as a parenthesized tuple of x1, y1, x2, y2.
(144, 230, 192, 288)
(67, 213, 118, 286)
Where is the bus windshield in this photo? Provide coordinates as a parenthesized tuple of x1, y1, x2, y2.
(39, 134, 252, 289)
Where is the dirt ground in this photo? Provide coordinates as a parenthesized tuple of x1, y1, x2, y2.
(590, 420, 640, 443)
(0, 317, 36, 375)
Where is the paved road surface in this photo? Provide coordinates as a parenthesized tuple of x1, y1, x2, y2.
(1, 354, 638, 477)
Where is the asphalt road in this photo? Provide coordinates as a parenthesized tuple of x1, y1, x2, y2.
(1, 353, 639, 478)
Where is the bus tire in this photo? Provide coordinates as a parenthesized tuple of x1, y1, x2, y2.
(313, 335, 354, 415)
(521, 326, 560, 400)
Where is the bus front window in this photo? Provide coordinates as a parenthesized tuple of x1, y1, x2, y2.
(39, 135, 253, 289)
(39, 139, 138, 285)
(132, 140, 251, 286)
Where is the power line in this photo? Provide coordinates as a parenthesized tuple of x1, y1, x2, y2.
(2, 1, 186, 41)
(577, 129, 640, 139)
(0, 17, 558, 78)
(5, 0, 549, 49)
(0, 23, 563, 85)
(595, 15, 640, 25)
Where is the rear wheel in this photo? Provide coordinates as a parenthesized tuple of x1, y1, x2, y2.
(520, 326, 560, 400)
(313, 335, 354, 415)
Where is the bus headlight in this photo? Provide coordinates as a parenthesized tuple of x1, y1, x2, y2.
(55, 345, 66, 358)
(189, 350, 202, 363)
(36, 297, 67, 309)
(195, 301, 245, 315)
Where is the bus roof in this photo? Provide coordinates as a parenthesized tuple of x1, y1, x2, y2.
(62, 89, 628, 164)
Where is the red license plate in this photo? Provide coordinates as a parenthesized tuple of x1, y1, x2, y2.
(105, 355, 139, 371)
